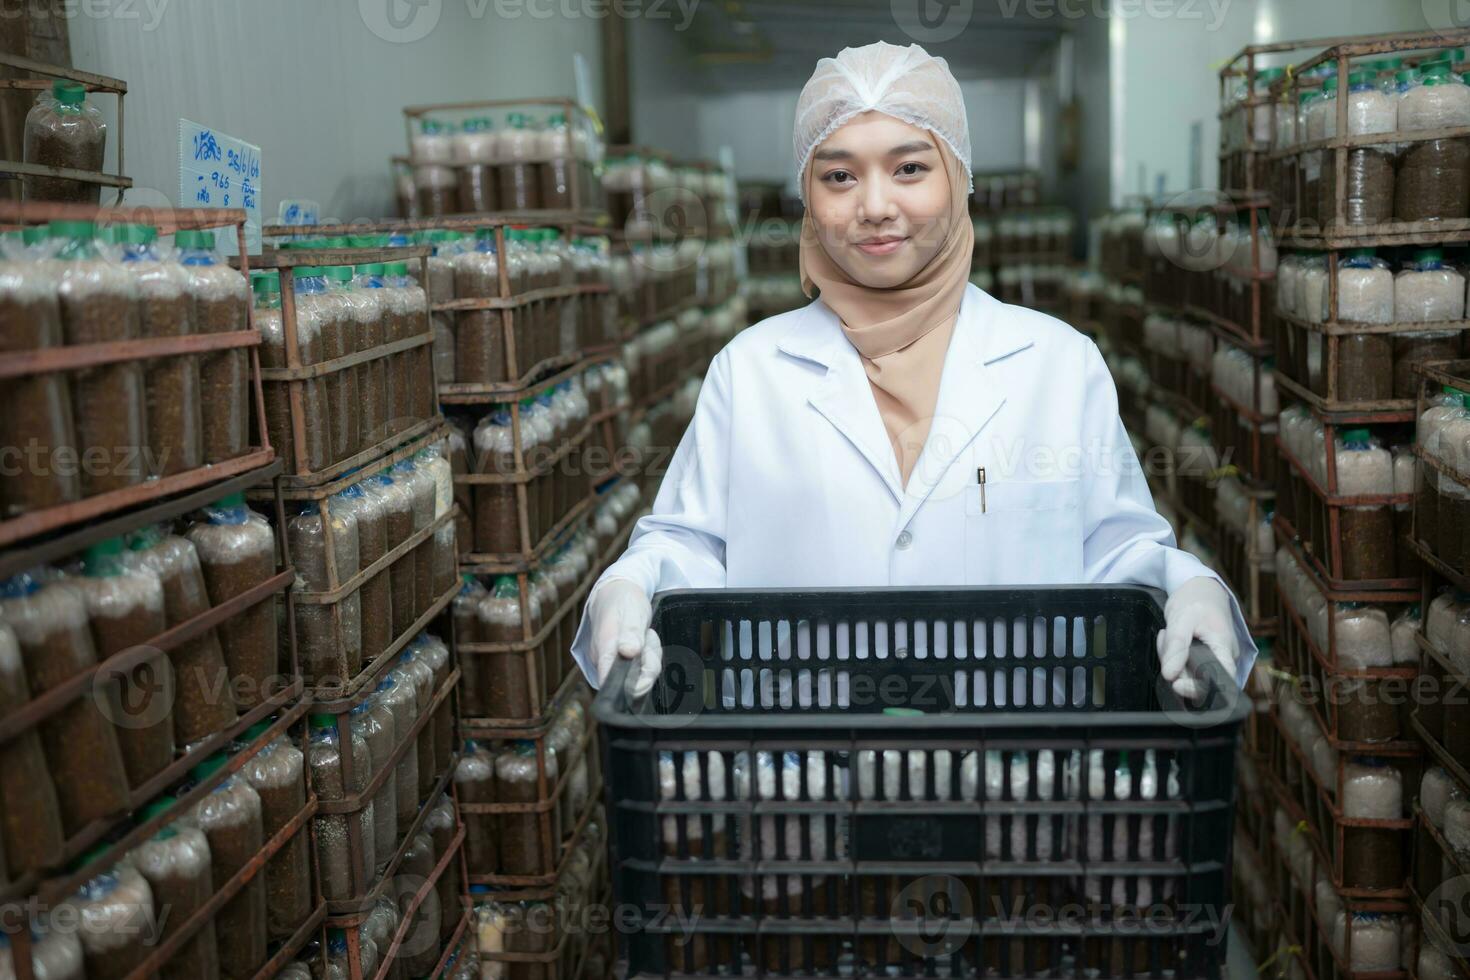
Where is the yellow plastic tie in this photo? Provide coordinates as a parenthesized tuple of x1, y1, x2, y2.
(1257, 945, 1303, 974)
(1292, 819, 1311, 837)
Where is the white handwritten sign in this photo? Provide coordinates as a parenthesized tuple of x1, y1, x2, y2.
(178, 118, 262, 255)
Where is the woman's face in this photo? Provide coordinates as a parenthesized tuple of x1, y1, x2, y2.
(806, 112, 953, 288)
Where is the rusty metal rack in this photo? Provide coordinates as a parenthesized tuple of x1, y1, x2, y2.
(323, 804, 470, 980)
(402, 97, 608, 223)
(265, 215, 619, 399)
(0, 476, 301, 908)
(0, 202, 272, 547)
(0, 701, 315, 980)
(458, 512, 633, 728)
(1273, 422, 1420, 593)
(246, 245, 440, 486)
(1264, 28, 1470, 245)
(463, 770, 604, 890)
(315, 671, 462, 915)
(1409, 359, 1470, 593)
(1273, 561, 1418, 748)
(0, 54, 132, 202)
(475, 837, 611, 980)
(245, 423, 458, 705)
(1267, 701, 1419, 900)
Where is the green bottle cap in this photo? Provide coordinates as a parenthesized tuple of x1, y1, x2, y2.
(1396, 68, 1419, 85)
(1298, 90, 1320, 105)
(292, 266, 321, 279)
(1422, 61, 1454, 82)
(1257, 67, 1285, 82)
(252, 269, 281, 293)
(240, 720, 272, 742)
(190, 752, 230, 781)
(75, 844, 113, 873)
(355, 262, 386, 276)
(1346, 247, 1375, 259)
(1323, 76, 1339, 94)
(322, 265, 354, 282)
(1341, 427, 1371, 443)
(1348, 70, 1374, 88)
(175, 229, 209, 249)
(1415, 247, 1444, 263)
(109, 223, 156, 245)
(21, 225, 48, 246)
(508, 111, 528, 127)
(309, 713, 336, 729)
(82, 537, 126, 576)
(385, 260, 410, 277)
(138, 796, 178, 823)
(52, 80, 85, 105)
(213, 491, 246, 510)
(48, 220, 96, 239)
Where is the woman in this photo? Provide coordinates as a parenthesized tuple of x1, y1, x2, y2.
(573, 41, 1254, 699)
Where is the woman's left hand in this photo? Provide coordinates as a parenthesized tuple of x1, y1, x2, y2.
(1156, 576, 1240, 700)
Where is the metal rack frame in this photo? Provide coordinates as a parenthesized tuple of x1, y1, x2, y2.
(0, 54, 132, 202)
(0, 202, 269, 547)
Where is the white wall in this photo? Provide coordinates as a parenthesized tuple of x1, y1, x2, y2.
(626, 17, 708, 159)
(67, 1, 604, 220)
(1111, 0, 1431, 203)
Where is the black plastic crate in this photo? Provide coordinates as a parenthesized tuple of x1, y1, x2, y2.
(594, 586, 1250, 979)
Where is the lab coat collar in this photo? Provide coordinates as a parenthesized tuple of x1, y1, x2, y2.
(775, 285, 1035, 509)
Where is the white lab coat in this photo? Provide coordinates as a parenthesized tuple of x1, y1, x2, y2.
(571, 284, 1256, 684)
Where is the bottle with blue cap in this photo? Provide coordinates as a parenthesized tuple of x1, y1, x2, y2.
(1, 566, 131, 835)
(374, 672, 420, 827)
(353, 694, 394, 866)
(395, 644, 438, 796)
(176, 228, 251, 464)
(187, 491, 277, 713)
(65, 841, 155, 977)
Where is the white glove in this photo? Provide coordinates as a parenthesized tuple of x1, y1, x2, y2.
(1157, 576, 1239, 701)
(587, 577, 663, 698)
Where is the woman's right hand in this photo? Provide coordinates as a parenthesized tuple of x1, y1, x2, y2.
(587, 578, 663, 697)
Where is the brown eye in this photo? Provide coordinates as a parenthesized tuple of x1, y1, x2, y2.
(823, 170, 854, 185)
(897, 162, 926, 177)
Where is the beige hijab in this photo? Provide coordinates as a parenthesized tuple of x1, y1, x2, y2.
(799, 137, 974, 487)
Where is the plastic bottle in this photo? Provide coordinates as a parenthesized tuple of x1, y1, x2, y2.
(177, 230, 250, 464)
(1395, 63, 1470, 222)
(1334, 430, 1396, 580)
(354, 695, 398, 865)
(307, 714, 374, 901)
(50, 220, 146, 497)
(498, 112, 542, 211)
(1393, 248, 1465, 398)
(59, 852, 154, 980)
(375, 674, 420, 829)
(454, 117, 499, 213)
(129, 796, 219, 980)
(189, 752, 268, 980)
(22, 81, 105, 203)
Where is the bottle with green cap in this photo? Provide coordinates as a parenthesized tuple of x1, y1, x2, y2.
(75, 535, 176, 787)
(1393, 248, 1464, 397)
(129, 793, 217, 980)
(309, 706, 374, 901)
(177, 227, 251, 463)
(1398, 55, 1470, 136)
(500, 113, 541, 210)
(1335, 249, 1394, 396)
(1, 215, 85, 512)
(316, 265, 363, 459)
(49, 215, 155, 499)
(23, 79, 105, 203)
(189, 743, 273, 972)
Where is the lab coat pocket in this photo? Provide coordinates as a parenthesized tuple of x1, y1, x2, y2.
(964, 479, 1084, 584)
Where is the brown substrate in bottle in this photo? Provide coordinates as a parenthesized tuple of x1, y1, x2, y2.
(1396, 138, 1470, 222)
(1338, 507, 1396, 581)
(0, 625, 65, 876)
(1335, 335, 1394, 402)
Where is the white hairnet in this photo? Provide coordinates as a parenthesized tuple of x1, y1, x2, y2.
(793, 41, 972, 203)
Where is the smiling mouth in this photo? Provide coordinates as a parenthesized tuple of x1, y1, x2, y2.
(855, 236, 908, 255)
